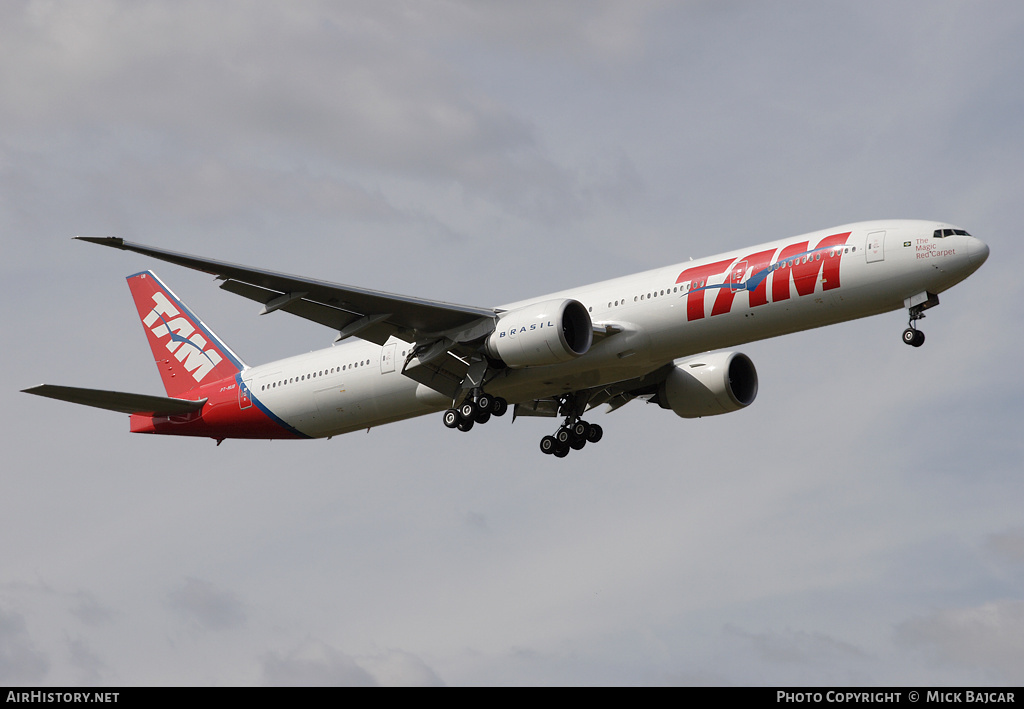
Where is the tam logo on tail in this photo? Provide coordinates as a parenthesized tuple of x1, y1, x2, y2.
(143, 291, 224, 383)
(127, 271, 244, 398)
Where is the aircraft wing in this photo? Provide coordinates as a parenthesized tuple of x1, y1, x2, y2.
(511, 364, 675, 419)
(22, 385, 206, 416)
(75, 237, 498, 346)
(582, 364, 675, 412)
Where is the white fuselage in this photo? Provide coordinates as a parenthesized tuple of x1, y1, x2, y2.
(242, 220, 987, 438)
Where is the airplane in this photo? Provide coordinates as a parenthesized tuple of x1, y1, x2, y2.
(23, 220, 988, 457)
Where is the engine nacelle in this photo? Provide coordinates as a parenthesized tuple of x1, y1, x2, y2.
(657, 352, 758, 418)
(486, 299, 593, 368)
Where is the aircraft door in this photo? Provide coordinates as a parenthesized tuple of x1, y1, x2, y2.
(380, 343, 396, 374)
(239, 379, 253, 409)
(866, 231, 886, 263)
(728, 261, 748, 291)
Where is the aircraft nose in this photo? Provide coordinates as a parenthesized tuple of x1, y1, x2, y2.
(968, 237, 990, 267)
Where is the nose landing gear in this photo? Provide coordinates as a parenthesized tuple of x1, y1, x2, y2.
(902, 326, 925, 347)
(902, 292, 939, 347)
(902, 304, 928, 348)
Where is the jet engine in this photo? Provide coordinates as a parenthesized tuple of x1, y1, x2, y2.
(485, 299, 593, 368)
(657, 351, 758, 418)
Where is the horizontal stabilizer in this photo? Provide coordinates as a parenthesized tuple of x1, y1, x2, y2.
(22, 385, 206, 416)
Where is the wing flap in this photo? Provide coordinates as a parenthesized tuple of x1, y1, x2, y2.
(218, 279, 400, 346)
(400, 352, 470, 400)
(22, 385, 206, 416)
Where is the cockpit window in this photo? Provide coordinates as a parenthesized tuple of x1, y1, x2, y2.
(934, 228, 971, 238)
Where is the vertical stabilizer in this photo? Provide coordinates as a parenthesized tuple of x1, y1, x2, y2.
(126, 271, 246, 398)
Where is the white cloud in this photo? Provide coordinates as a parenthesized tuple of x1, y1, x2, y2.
(0, 607, 49, 684)
(986, 528, 1024, 567)
(263, 640, 377, 687)
(896, 600, 1024, 683)
(166, 578, 246, 632)
(261, 640, 443, 686)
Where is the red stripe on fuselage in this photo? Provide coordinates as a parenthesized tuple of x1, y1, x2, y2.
(129, 375, 303, 440)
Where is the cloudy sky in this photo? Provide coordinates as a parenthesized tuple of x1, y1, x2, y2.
(2, 0, 1023, 686)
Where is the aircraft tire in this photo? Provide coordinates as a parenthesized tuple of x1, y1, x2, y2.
(913, 330, 925, 347)
(586, 424, 603, 443)
(570, 437, 586, 451)
(459, 401, 477, 420)
(443, 409, 460, 429)
(457, 418, 475, 432)
(476, 393, 493, 413)
(492, 397, 509, 417)
(553, 443, 570, 458)
(474, 411, 491, 425)
(540, 435, 557, 454)
(902, 328, 917, 346)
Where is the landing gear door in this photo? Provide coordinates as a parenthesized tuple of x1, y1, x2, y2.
(866, 231, 886, 263)
(380, 343, 396, 374)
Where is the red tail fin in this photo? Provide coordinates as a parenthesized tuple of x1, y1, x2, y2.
(126, 271, 245, 398)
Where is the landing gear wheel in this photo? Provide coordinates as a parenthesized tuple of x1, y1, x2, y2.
(586, 424, 603, 443)
(570, 437, 587, 451)
(902, 328, 925, 347)
(491, 397, 509, 417)
(476, 393, 493, 413)
(552, 443, 570, 458)
(555, 428, 571, 444)
(540, 435, 558, 455)
(570, 421, 588, 439)
(456, 418, 475, 432)
(443, 409, 460, 429)
(459, 400, 477, 420)
(474, 411, 491, 425)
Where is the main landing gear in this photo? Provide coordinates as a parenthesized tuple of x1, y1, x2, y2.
(442, 390, 509, 432)
(539, 419, 603, 458)
(537, 393, 604, 458)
